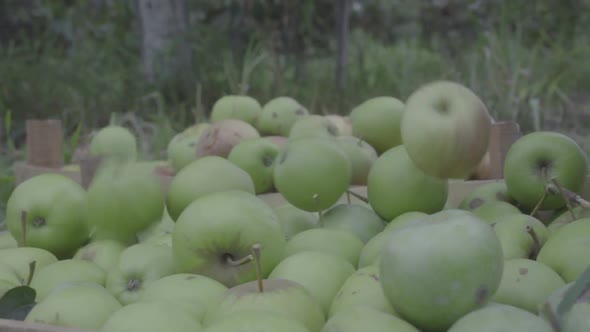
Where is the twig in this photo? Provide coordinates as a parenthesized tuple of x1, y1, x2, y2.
(346, 189, 369, 204)
(526, 225, 541, 260)
(551, 178, 577, 220)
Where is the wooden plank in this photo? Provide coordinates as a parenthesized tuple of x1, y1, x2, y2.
(25, 120, 64, 169)
(488, 121, 521, 179)
(0, 319, 93, 332)
(13, 163, 81, 187)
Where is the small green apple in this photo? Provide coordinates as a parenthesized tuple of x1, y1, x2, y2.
(273, 204, 319, 241)
(335, 136, 378, 185)
(227, 137, 281, 194)
(166, 123, 210, 172)
(471, 201, 522, 224)
(256, 96, 309, 136)
(284, 228, 364, 267)
(320, 203, 385, 243)
(447, 303, 553, 332)
(210, 95, 262, 125)
(73, 239, 127, 272)
(492, 214, 548, 260)
(89, 125, 138, 162)
(350, 96, 405, 154)
(288, 115, 341, 141)
(322, 307, 419, 332)
(459, 182, 516, 210)
(204, 309, 309, 332)
(30, 259, 106, 301)
(0, 247, 58, 283)
(195, 119, 260, 159)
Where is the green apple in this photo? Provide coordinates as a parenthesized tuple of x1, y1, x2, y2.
(357, 231, 391, 269)
(106, 243, 175, 305)
(367, 145, 448, 221)
(6, 173, 89, 258)
(137, 208, 175, 243)
(284, 228, 364, 267)
(203, 278, 325, 332)
(288, 115, 341, 141)
(204, 309, 309, 332)
(256, 96, 309, 136)
(447, 303, 553, 332)
(25, 282, 122, 330)
(335, 136, 378, 185)
(536, 217, 590, 282)
(89, 125, 138, 162)
(139, 273, 227, 321)
(492, 258, 565, 313)
(166, 156, 255, 221)
(325, 115, 353, 136)
(166, 123, 210, 172)
(350, 96, 405, 154)
(547, 206, 590, 236)
(0, 231, 17, 249)
(227, 137, 281, 194)
(471, 201, 522, 224)
(172, 190, 286, 287)
(320, 203, 385, 243)
(210, 95, 262, 125)
(492, 214, 549, 260)
(100, 301, 203, 332)
(504, 131, 589, 210)
(273, 204, 319, 240)
(73, 239, 127, 272)
(458, 182, 516, 210)
(380, 209, 504, 332)
(195, 119, 260, 158)
(87, 161, 165, 240)
(30, 259, 106, 301)
(328, 264, 395, 318)
(269, 251, 356, 315)
(541, 281, 590, 332)
(401, 81, 493, 179)
(0, 247, 58, 283)
(322, 307, 419, 332)
(273, 137, 352, 212)
(89, 226, 138, 246)
(384, 211, 429, 232)
(0, 262, 21, 297)
(263, 135, 289, 149)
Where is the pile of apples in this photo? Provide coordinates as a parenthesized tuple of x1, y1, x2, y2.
(1, 80, 589, 332)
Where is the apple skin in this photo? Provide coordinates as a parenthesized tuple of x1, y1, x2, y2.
(384, 211, 428, 232)
(504, 131, 589, 210)
(210, 95, 262, 126)
(401, 81, 492, 179)
(284, 228, 364, 267)
(447, 303, 553, 332)
(6, 174, 89, 259)
(379, 210, 504, 332)
(227, 137, 281, 194)
(172, 190, 286, 288)
(367, 145, 448, 221)
(263, 135, 289, 149)
(458, 182, 516, 210)
(325, 115, 353, 136)
(320, 203, 385, 243)
(138, 273, 227, 321)
(0, 231, 17, 249)
(30, 259, 106, 301)
(166, 156, 255, 221)
(203, 278, 326, 332)
(491, 258, 565, 313)
(269, 251, 356, 316)
(288, 115, 341, 141)
(471, 201, 522, 224)
(536, 217, 590, 282)
(547, 206, 590, 236)
(73, 239, 127, 273)
(100, 301, 204, 332)
(166, 123, 210, 172)
(25, 283, 122, 330)
(322, 307, 420, 332)
(335, 136, 378, 185)
(328, 264, 396, 318)
(256, 96, 309, 136)
(350, 96, 405, 154)
(0, 247, 58, 283)
(273, 204, 319, 241)
(204, 309, 309, 332)
(89, 125, 138, 162)
(357, 231, 391, 269)
(492, 214, 549, 260)
(195, 119, 261, 159)
(273, 138, 352, 212)
(540, 282, 590, 331)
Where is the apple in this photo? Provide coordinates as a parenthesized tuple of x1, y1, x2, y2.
(89, 125, 138, 162)
(540, 281, 590, 331)
(203, 278, 325, 332)
(166, 156, 255, 221)
(0, 247, 58, 283)
(322, 307, 419, 332)
(384, 211, 429, 232)
(273, 137, 352, 212)
(335, 136, 378, 185)
(273, 204, 320, 240)
(195, 119, 260, 159)
(491, 258, 565, 313)
(137, 208, 175, 243)
(536, 217, 590, 282)
(504, 131, 589, 210)
(227, 137, 281, 194)
(401, 81, 493, 179)
(357, 231, 391, 269)
(204, 310, 309, 332)
(492, 214, 549, 260)
(100, 301, 204, 332)
(547, 206, 590, 236)
(263, 135, 289, 149)
(349, 96, 405, 154)
(320, 203, 386, 243)
(25, 282, 122, 330)
(0, 262, 21, 297)
(166, 123, 210, 172)
(288, 115, 341, 141)
(73, 239, 127, 272)
(447, 303, 553, 332)
(367, 145, 448, 221)
(328, 264, 396, 318)
(0, 231, 17, 249)
(470, 151, 492, 180)
(172, 190, 286, 287)
(458, 182, 516, 210)
(284, 228, 364, 267)
(256, 96, 309, 136)
(380, 209, 504, 332)
(106, 243, 176, 305)
(6, 173, 89, 258)
(30, 259, 106, 301)
(325, 115, 353, 136)
(210, 95, 262, 126)
(138, 273, 227, 321)
(471, 201, 522, 224)
(89, 227, 138, 246)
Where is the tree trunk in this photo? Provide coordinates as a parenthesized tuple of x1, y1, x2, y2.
(335, 0, 350, 90)
(137, 0, 194, 94)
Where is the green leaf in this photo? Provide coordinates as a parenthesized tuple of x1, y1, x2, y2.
(0, 285, 37, 321)
(557, 264, 590, 318)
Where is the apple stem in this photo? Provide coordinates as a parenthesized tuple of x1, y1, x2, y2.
(20, 210, 27, 247)
(313, 193, 324, 224)
(251, 243, 264, 293)
(346, 191, 351, 205)
(346, 189, 369, 204)
(526, 225, 541, 260)
(26, 261, 36, 286)
(550, 178, 578, 221)
(546, 180, 590, 210)
(541, 301, 563, 332)
(225, 254, 254, 267)
(529, 188, 548, 217)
